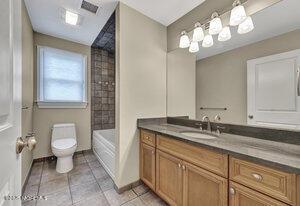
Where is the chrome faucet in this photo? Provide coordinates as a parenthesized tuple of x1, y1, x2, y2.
(202, 116, 212, 132)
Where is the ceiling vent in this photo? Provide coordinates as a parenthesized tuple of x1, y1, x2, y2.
(81, 0, 99, 14)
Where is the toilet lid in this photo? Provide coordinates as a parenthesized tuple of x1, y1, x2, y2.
(52, 138, 76, 149)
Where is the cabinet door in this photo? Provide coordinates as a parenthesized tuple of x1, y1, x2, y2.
(229, 182, 289, 206)
(183, 161, 228, 206)
(156, 150, 183, 206)
(140, 143, 156, 190)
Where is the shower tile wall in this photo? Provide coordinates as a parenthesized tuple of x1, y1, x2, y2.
(91, 48, 115, 130)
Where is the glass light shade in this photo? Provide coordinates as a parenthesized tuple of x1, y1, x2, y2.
(189, 41, 199, 53)
(238, 16, 254, 34)
(209, 17, 223, 35)
(218, 27, 231, 42)
(179, 31, 190, 48)
(202, 34, 214, 48)
(192, 26, 204, 42)
(230, 5, 247, 26)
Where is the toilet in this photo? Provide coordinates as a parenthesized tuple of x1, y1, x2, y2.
(51, 123, 77, 173)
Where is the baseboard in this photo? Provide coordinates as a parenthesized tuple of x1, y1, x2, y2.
(114, 180, 142, 194)
(33, 149, 92, 163)
(22, 159, 33, 195)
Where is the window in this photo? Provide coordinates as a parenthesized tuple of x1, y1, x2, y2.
(37, 46, 87, 108)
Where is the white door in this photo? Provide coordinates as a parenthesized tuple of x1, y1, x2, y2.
(247, 49, 300, 129)
(0, 0, 22, 205)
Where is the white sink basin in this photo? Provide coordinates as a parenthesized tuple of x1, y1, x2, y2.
(180, 131, 217, 139)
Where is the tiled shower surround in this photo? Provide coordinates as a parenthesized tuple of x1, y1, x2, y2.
(91, 48, 115, 130)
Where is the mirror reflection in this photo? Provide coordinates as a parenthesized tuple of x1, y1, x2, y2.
(167, 0, 300, 130)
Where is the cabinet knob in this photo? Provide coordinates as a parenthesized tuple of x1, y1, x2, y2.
(248, 115, 254, 119)
(229, 187, 235, 195)
(252, 173, 263, 181)
(182, 165, 186, 170)
(151, 151, 155, 155)
(178, 163, 181, 168)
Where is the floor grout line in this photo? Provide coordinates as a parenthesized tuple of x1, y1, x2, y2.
(67, 171, 74, 205)
(34, 160, 44, 206)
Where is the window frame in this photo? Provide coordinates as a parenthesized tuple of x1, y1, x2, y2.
(36, 46, 88, 109)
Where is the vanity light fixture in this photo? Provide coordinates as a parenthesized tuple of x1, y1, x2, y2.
(202, 34, 214, 48)
(179, 31, 190, 48)
(218, 27, 231, 42)
(178, 0, 255, 53)
(192, 22, 204, 42)
(230, 0, 247, 26)
(238, 16, 254, 34)
(189, 41, 199, 53)
(209, 12, 223, 35)
(65, 10, 79, 25)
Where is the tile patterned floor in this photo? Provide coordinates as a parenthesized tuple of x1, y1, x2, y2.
(22, 151, 167, 206)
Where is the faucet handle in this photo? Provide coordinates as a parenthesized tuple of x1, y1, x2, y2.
(216, 125, 226, 135)
(195, 122, 203, 131)
(214, 115, 221, 122)
(202, 116, 209, 121)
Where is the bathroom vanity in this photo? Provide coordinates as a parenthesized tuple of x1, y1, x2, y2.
(138, 123, 300, 206)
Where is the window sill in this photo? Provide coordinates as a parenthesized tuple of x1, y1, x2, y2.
(36, 102, 88, 109)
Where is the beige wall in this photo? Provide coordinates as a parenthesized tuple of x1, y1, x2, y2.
(21, 0, 34, 186)
(196, 29, 300, 124)
(115, 3, 167, 188)
(33, 33, 91, 159)
(167, 49, 196, 118)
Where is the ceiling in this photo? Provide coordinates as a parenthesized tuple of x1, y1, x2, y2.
(195, 0, 300, 60)
(24, 0, 206, 46)
(121, 0, 206, 26)
(24, 0, 118, 46)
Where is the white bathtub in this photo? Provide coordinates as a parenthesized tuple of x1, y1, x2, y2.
(93, 129, 115, 180)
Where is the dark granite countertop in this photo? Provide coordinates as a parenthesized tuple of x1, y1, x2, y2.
(138, 123, 300, 173)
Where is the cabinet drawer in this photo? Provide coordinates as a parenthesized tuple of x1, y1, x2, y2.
(140, 129, 156, 147)
(229, 157, 296, 205)
(229, 181, 290, 206)
(157, 135, 228, 177)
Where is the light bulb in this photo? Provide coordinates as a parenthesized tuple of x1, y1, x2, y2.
(202, 34, 214, 48)
(192, 23, 204, 42)
(209, 13, 223, 35)
(65, 10, 78, 25)
(179, 31, 190, 48)
(218, 27, 231, 42)
(189, 41, 199, 53)
(238, 16, 254, 34)
(230, 5, 247, 26)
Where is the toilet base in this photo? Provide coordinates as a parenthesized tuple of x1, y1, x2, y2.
(56, 155, 73, 173)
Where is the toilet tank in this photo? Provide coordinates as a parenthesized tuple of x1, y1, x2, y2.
(52, 123, 77, 142)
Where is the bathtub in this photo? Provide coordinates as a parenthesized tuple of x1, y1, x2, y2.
(93, 129, 115, 180)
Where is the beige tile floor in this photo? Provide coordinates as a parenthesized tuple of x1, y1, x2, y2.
(22, 151, 167, 206)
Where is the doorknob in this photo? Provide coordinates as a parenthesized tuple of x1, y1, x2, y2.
(16, 133, 37, 154)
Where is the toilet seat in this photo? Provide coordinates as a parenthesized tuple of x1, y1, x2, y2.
(52, 138, 77, 150)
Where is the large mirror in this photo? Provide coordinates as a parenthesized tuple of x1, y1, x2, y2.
(167, 0, 300, 130)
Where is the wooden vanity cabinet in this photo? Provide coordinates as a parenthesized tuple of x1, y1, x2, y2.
(139, 129, 300, 206)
